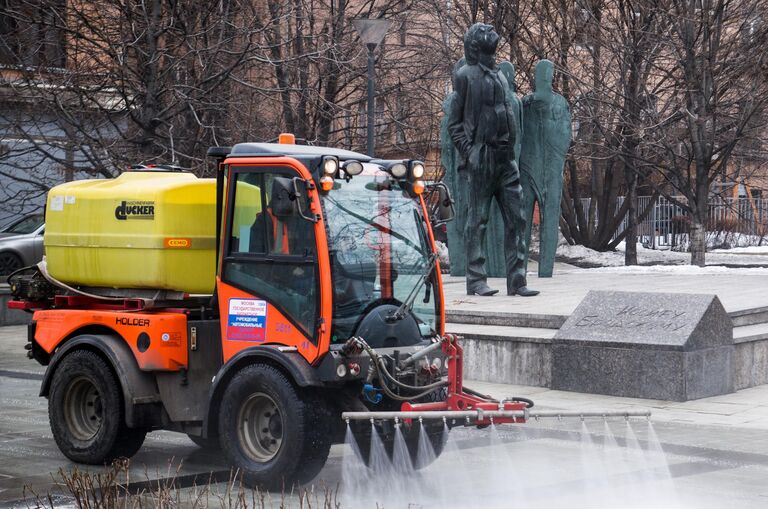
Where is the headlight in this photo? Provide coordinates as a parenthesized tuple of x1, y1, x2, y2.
(410, 161, 425, 180)
(389, 162, 407, 178)
(343, 160, 364, 176)
(322, 156, 339, 176)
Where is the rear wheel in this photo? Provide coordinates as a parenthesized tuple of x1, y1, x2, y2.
(49, 350, 146, 464)
(218, 365, 331, 489)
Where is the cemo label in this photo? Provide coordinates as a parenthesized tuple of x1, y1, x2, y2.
(164, 237, 192, 248)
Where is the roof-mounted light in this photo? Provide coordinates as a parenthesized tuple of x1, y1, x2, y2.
(343, 160, 364, 176)
(410, 161, 425, 180)
(389, 162, 408, 178)
(322, 156, 339, 176)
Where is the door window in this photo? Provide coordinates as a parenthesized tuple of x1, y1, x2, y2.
(224, 169, 317, 337)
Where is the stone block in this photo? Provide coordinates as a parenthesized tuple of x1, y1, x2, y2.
(462, 337, 551, 387)
(552, 290, 734, 401)
(734, 340, 768, 390)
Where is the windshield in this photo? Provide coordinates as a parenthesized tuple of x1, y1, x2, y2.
(323, 171, 438, 342)
(3, 214, 44, 234)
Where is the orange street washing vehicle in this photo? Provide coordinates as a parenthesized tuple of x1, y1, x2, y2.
(10, 137, 637, 489)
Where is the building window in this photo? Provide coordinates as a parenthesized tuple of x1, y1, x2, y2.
(0, 0, 66, 68)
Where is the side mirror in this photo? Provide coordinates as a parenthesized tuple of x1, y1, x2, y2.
(426, 182, 455, 225)
(270, 177, 298, 218)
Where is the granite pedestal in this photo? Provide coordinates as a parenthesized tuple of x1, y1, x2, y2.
(551, 290, 734, 401)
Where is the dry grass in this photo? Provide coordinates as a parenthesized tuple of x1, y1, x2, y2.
(22, 460, 341, 509)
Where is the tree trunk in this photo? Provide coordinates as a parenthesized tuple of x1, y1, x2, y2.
(690, 220, 706, 267)
(624, 176, 638, 265)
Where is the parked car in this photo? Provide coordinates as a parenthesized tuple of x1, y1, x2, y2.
(0, 213, 45, 276)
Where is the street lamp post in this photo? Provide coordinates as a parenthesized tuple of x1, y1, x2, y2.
(352, 19, 391, 157)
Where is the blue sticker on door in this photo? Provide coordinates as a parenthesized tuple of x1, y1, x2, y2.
(227, 298, 267, 341)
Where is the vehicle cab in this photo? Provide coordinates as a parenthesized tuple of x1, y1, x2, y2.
(211, 139, 453, 369)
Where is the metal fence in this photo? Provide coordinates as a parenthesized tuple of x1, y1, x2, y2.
(578, 196, 768, 249)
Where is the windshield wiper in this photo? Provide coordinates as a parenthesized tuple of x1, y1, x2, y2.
(326, 196, 421, 252)
(387, 251, 439, 322)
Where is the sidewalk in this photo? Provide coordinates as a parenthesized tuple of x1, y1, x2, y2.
(442, 267, 768, 317)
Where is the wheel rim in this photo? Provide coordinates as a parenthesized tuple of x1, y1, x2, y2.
(0, 254, 21, 276)
(238, 392, 283, 462)
(63, 376, 103, 441)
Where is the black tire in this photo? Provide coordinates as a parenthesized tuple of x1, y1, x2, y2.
(218, 364, 332, 489)
(48, 349, 146, 464)
(187, 434, 220, 450)
(350, 419, 446, 469)
(0, 252, 22, 276)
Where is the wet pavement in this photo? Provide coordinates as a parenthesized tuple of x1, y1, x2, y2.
(1, 325, 768, 507)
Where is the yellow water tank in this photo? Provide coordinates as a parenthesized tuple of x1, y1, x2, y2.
(45, 171, 218, 294)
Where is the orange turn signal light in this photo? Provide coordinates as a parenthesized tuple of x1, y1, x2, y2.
(412, 180, 425, 195)
(320, 175, 334, 191)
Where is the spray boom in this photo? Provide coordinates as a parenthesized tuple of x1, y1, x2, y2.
(342, 334, 652, 426)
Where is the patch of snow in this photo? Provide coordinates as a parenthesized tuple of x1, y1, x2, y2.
(711, 245, 768, 254)
(556, 239, 768, 269)
(556, 243, 625, 266)
(580, 264, 768, 275)
(435, 240, 450, 269)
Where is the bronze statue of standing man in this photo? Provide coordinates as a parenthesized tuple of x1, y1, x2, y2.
(447, 23, 538, 297)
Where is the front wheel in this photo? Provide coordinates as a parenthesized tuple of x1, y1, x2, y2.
(218, 365, 332, 489)
(48, 349, 146, 464)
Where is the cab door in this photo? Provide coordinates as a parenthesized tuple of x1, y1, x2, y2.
(217, 163, 325, 363)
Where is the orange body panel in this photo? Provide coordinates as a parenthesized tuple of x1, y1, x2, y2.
(217, 279, 321, 363)
(217, 157, 333, 365)
(33, 309, 189, 371)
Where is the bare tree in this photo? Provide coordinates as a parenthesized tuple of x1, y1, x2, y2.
(0, 0, 448, 220)
(0, 0, 275, 213)
(244, 0, 448, 159)
(641, 0, 768, 265)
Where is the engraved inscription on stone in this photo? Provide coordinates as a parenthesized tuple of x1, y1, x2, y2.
(552, 289, 734, 400)
(554, 290, 731, 349)
(574, 305, 688, 332)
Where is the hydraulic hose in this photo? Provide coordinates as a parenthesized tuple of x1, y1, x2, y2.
(461, 386, 535, 409)
(356, 338, 446, 391)
(352, 337, 447, 402)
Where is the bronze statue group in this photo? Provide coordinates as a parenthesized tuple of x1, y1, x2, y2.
(441, 23, 571, 297)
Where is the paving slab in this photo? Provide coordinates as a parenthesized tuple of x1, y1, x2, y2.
(443, 268, 768, 317)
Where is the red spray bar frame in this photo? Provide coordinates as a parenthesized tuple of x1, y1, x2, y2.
(341, 334, 651, 424)
(400, 334, 527, 426)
